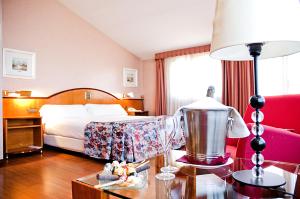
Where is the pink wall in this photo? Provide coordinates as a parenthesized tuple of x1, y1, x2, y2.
(142, 59, 156, 115)
(2, 0, 144, 98)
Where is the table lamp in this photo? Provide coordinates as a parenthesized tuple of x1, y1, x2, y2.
(210, 0, 300, 187)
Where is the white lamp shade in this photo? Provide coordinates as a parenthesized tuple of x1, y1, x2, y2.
(210, 0, 300, 60)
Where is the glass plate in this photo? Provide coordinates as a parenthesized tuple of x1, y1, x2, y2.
(99, 170, 148, 190)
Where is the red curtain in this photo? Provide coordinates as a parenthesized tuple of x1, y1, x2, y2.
(155, 59, 167, 115)
(222, 60, 254, 115)
(154, 45, 210, 116)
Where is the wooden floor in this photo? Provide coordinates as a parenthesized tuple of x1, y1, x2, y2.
(0, 148, 106, 199)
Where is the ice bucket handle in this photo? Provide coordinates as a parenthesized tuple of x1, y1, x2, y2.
(227, 117, 234, 131)
(227, 109, 234, 133)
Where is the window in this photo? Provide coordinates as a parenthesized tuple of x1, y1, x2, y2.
(165, 52, 222, 115)
(258, 52, 300, 96)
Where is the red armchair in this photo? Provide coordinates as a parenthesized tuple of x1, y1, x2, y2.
(232, 94, 300, 164)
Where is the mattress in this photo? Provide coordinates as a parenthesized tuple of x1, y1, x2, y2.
(44, 134, 84, 152)
(43, 115, 153, 140)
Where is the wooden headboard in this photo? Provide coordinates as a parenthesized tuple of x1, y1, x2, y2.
(3, 88, 144, 118)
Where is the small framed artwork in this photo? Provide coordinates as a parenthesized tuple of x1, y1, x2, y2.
(3, 48, 36, 79)
(123, 68, 138, 87)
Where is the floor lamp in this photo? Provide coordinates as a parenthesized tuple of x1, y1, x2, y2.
(210, 0, 300, 187)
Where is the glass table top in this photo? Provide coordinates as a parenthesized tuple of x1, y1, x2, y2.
(76, 150, 300, 198)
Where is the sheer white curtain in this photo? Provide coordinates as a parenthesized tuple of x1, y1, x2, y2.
(258, 52, 300, 96)
(165, 52, 222, 115)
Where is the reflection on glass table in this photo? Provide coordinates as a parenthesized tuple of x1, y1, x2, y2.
(75, 150, 300, 199)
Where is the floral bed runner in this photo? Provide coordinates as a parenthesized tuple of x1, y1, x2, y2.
(84, 117, 185, 162)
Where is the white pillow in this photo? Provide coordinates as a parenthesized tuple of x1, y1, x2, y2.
(85, 104, 128, 116)
(39, 104, 89, 119)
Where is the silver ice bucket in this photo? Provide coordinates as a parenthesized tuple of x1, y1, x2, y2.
(182, 108, 232, 162)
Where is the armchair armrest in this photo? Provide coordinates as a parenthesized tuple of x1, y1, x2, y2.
(236, 123, 300, 164)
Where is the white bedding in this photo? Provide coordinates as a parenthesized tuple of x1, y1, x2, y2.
(43, 115, 153, 140)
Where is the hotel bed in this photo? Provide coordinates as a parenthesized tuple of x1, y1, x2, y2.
(41, 104, 149, 151)
(40, 103, 170, 162)
(36, 88, 185, 162)
(43, 115, 152, 153)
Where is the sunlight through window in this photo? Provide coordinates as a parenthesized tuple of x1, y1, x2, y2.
(165, 53, 222, 115)
(259, 52, 300, 96)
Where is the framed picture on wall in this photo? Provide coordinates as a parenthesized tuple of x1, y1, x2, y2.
(123, 68, 138, 87)
(3, 48, 36, 79)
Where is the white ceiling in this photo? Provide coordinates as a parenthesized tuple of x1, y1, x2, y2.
(58, 0, 216, 60)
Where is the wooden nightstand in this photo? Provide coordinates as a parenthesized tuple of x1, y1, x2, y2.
(128, 110, 149, 116)
(3, 116, 43, 159)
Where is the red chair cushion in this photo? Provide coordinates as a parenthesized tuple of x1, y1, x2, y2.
(243, 94, 300, 135)
(236, 123, 300, 164)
